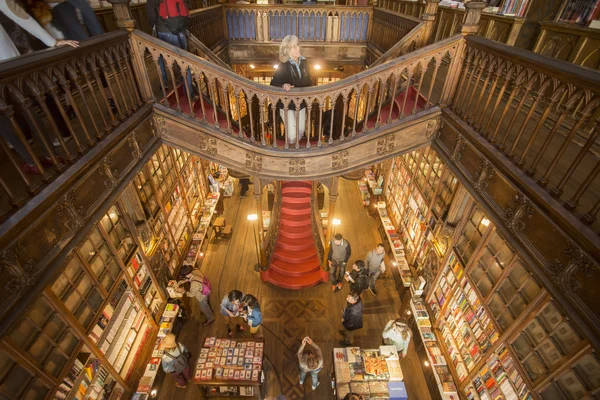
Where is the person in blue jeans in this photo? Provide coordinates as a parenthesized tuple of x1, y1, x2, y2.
(147, 0, 194, 95)
(297, 336, 323, 391)
(51, 0, 105, 40)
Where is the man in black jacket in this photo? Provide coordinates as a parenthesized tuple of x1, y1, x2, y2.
(344, 260, 369, 295)
(339, 292, 363, 346)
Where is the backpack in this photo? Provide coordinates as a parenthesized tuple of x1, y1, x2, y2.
(158, 0, 190, 33)
(163, 343, 190, 374)
(192, 273, 211, 296)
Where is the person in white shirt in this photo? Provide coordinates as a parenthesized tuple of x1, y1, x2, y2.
(382, 318, 412, 358)
(297, 336, 323, 390)
(0, 0, 77, 174)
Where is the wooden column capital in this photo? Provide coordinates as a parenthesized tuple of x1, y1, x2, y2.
(107, 0, 136, 30)
(461, 1, 486, 35)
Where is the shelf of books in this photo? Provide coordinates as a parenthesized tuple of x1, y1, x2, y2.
(499, 0, 531, 17)
(376, 202, 412, 287)
(428, 252, 500, 375)
(56, 349, 123, 400)
(127, 251, 163, 318)
(133, 303, 180, 399)
(358, 181, 371, 206)
(88, 279, 151, 380)
(557, 0, 600, 25)
(463, 344, 533, 400)
(410, 298, 458, 399)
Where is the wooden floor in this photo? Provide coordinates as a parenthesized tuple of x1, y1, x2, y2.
(158, 178, 432, 400)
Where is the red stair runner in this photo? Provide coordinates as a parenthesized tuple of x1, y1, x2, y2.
(260, 181, 328, 289)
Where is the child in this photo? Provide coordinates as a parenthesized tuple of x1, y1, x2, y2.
(241, 294, 262, 334)
(220, 290, 245, 337)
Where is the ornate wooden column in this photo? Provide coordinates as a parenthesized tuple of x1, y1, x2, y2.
(254, 177, 267, 267)
(322, 177, 339, 269)
(460, 0, 485, 35)
(107, 0, 136, 30)
(421, 0, 440, 46)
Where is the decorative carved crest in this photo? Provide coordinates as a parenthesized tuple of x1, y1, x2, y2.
(289, 159, 306, 175)
(332, 150, 349, 169)
(198, 133, 217, 155)
(450, 135, 465, 162)
(425, 118, 441, 139)
(502, 193, 533, 232)
(100, 156, 120, 190)
(153, 116, 167, 137)
(57, 190, 86, 231)
(245, 152, 263, 172)
(376, 133, 395, 155)
(128, 129, 143, 160)
(472, 160, 495, 191)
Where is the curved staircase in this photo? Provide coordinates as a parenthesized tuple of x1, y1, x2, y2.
(260, 181, 328, 289)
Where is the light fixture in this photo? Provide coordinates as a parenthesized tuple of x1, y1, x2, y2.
(481, 217, 490, 227)
(314, 64, 321, 70)
(423, 361, 430, 367)
(199, 252, 204, 257)
(247, 214, 264, 272)
(392, 261, 397, 267)
(332, 218, 341, 235)
(249, 64, 255, 69)
(405, 310, 412, 315)
(273, 64, 279, 69)
(150, 389, 158, 398)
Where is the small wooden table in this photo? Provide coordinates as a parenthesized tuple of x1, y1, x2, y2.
(213, 217, 226, 236)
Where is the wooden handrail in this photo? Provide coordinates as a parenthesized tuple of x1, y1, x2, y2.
(370, 20, 425, 67)
(133, 29, 461, 149)
(533, 21, 600, 71)
(449, 34, 600, 225)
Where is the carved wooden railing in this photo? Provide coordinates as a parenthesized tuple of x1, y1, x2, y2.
(221, 4, 372, 42)
(533, 22, 600, 71)
(187, 32, 233, 71)
(189, 6, 228, 50)
(0, 31, 145, 219)
(95, 3, 153, 34)
(380, 1, 524, 46)
(133, 30, 459, 149)
(448, 35, 600, 226)
(432, 6, 524, 46)
(311, 183, 326, 263)
(263, 182, 282, 266)
(369, 8, 422, 56)
(379, 0, 426, 18)
(369, 13, 424, 66)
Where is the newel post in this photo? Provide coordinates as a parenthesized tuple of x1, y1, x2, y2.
(107, 0, 136, 30)
(460, 0, 485, 35)
(421, 0, 440, 46)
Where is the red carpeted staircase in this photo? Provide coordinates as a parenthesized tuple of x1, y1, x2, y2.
(260, 181, 328, 289)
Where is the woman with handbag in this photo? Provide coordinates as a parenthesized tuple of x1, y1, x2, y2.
(184, 269, 215, 326)
(160, 333, 192, 388)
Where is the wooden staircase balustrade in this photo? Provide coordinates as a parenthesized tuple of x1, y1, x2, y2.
(447, 35, 600, 228)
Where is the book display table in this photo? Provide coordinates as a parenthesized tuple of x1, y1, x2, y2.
(331, 346, 405, 400)
(194, 337, 265, 398)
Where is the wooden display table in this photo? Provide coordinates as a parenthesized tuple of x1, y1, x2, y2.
(331, 346, 405, 400)
(193, 337, 264, 398)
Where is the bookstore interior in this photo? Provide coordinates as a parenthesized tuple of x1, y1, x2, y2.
(6, 139, 593, 400)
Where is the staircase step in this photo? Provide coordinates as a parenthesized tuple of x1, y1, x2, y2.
(282, 200, 311, 209)
(281, 194, 311, 204)
(281, 188, 312, 196)
(282, 181, 312, 189)
(261, 268, 326, 290)
(280, 207, 312, 216)
(276, 237, 315, 251)
(272, 247, 318, 263)
(270, 256, 322, 276)
(280, 217, 312, 227)
(279, 226, 313, 240)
